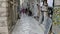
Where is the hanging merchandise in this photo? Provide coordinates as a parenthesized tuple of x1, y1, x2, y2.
(53, 8, 60, 25)
(33, 3, 38, 16)
(52, 8, 60, 34)
(40, 2, 43, 7)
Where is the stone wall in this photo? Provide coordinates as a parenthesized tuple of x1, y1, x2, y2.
(0, 0, 18, 34)
(55, 0, 60, 6)
(0, 0, 8, 34)
(7, 0, 18, 34)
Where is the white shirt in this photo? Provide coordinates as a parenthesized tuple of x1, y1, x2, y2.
(40, 2, 43, 7)
(47, 0, 53, 7)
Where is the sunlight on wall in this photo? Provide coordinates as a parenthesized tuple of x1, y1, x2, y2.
(20, 0, 24, 9)
(20, 0, 24, 5)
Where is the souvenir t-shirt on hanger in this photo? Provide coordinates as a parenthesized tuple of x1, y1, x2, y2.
(33, 2, 39, 16)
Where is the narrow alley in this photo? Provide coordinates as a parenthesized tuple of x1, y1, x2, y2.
(0, 0, 60, 34)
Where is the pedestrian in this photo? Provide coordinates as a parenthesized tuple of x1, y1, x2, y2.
(47, 0, 54, 19)
(40, 1, 48, 24)
(25, 8, 32, 16)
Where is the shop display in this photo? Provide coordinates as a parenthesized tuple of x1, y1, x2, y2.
(53, 8, 60, 25)
(53, 8, 60, 34)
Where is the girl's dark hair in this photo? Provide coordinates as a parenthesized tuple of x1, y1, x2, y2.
(28, 10, 32, 16)
(25, 8, 32, 16)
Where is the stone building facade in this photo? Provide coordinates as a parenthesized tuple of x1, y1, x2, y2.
(0, 0, 18, 34)
(54, 0, 60, 6)
(0, 0, 8, 34)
